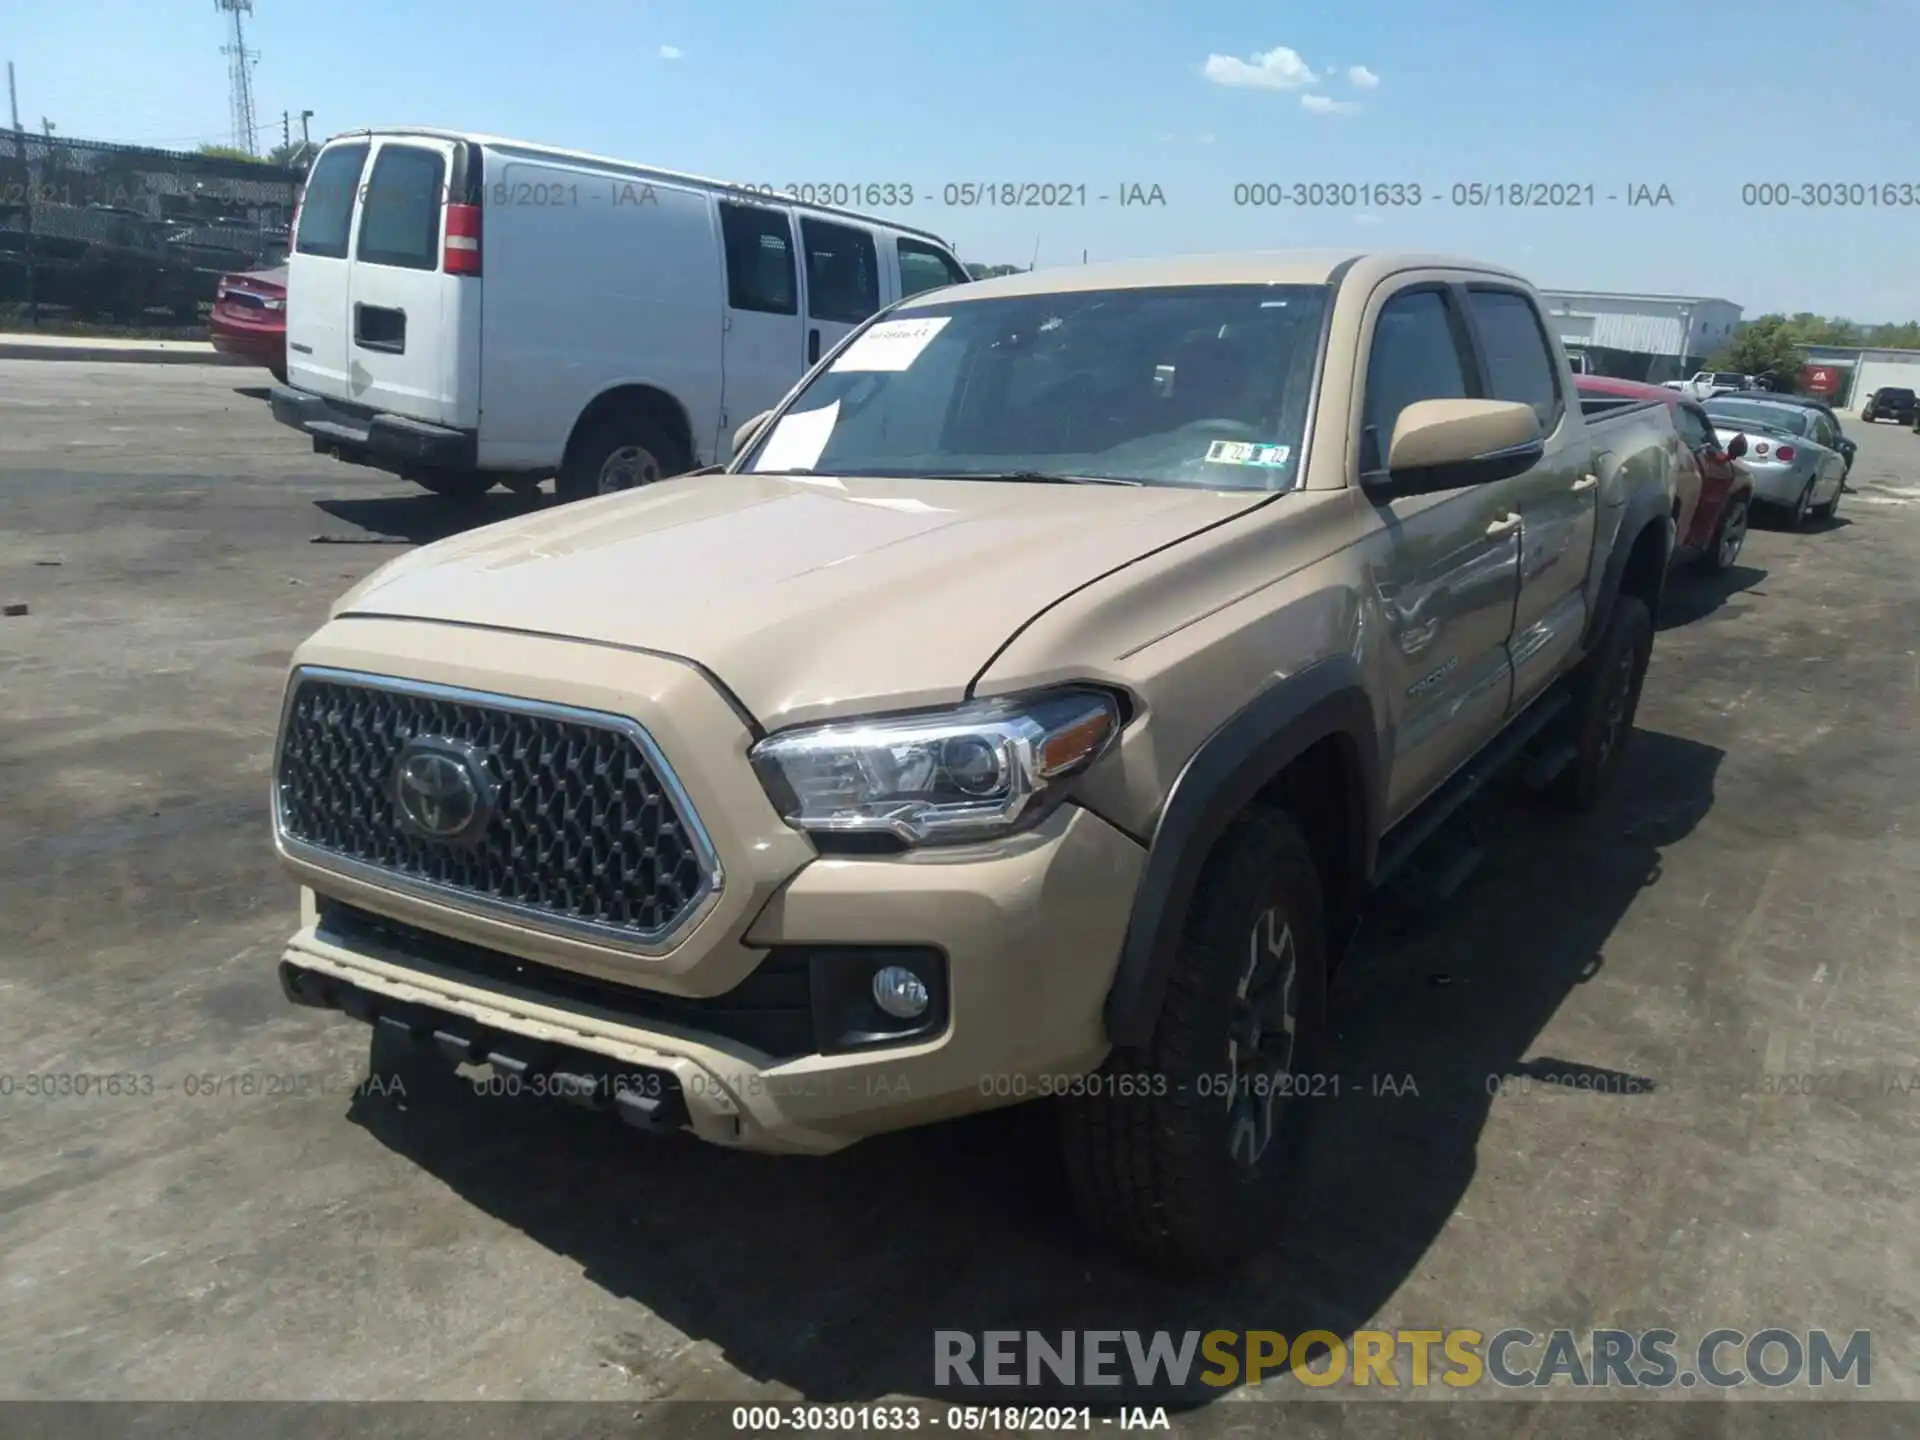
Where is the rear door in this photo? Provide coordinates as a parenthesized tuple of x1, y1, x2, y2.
(1461, 284, 1596, 712)
(345, 135, 464, 424)
(715, 200, 806, 455)
(797, 216, 880, 368)
(285, 139, 369, 399)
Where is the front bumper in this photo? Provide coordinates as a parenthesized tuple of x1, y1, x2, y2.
(274, 618, 1145, 1153)
(269, 384, 475, 474)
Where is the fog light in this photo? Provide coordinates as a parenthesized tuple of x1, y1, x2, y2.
(871, 966, 930, 1019)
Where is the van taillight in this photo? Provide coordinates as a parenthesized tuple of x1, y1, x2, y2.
(444, 202, 481, 276)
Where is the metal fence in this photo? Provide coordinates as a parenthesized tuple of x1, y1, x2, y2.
(1, 131, 303, 334)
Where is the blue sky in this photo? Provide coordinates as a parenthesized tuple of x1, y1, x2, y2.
(10, 0, 1920, 318)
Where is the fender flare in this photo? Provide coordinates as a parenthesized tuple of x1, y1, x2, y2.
(1103, 657, 1381, 1048)
(1585, 479, 1675, 648)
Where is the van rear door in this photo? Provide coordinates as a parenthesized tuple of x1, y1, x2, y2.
(345, 134, 472, 426)
(286, 139, 370, 399)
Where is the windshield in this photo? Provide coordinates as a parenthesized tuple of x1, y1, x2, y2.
(1706, 400, 1811, 436)
(739, 283, 1332, 490)
(1879, 388, 1915, 402)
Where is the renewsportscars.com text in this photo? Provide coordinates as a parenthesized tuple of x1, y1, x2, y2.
(934, 1328, 1870, 1390)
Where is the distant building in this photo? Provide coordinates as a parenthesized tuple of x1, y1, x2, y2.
(1536, 290, 1744, 384)
(1798, 344, 1920, 409)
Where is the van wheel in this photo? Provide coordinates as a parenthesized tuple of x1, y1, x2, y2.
(1543, 595, 1652, 813)
(415, 472, 495, 503)
(558, 414, 686, 504)
(1058, 807, 1326, 1275)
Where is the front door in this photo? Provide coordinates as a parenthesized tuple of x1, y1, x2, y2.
(798, 216, 880, 370)
(1461, 286, 1597, 711)
(342, 136, 462, 425)
(1358, 284, 1523, 822)
(715, 200, 806, 459)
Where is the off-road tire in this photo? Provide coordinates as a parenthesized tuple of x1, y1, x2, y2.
(556, 413, 688, 505)
(414, 472, 496, 503)
(1543, 595, 1653, 813)
(1059, 807, 1327, 1275)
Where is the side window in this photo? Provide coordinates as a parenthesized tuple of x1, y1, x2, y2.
(1673, 403, 1713, 449)
(1811, 413, 1837, 447)
(898, 238, 970, 299)
(1361, 289, 1472, 473)
(356, 145, 447, 270)
(294, 143, 369, 260)
(718, 202, 797, 315)
(1466, 288, 1562, 433)
(799, 218, 879, 324)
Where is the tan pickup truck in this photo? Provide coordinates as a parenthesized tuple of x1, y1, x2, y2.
(272, 250, 1681, 1272)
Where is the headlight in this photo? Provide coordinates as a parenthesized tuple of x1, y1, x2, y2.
(750, 689, 1122, 845)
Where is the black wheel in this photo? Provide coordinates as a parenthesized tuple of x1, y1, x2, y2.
(1861, 409, 1875, 423)
(414, 472, 496, 503)
(556, 411, 689, 504)
(1788, 477, 1818, 530)
(1544, 595, 1653, 813)
(1813, 479, 1842, 521)
(1059, 807, 1327, 1274)
(1696, 492, 1749, 572)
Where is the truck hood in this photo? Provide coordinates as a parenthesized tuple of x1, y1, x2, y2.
(336, 473, 1268, 729)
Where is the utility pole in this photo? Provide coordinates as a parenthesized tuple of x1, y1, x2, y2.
(41, 118, 53, 137)
(281, 109, 290, 150)
(6, 61, 19, 134)
(7, 60, 34, 327)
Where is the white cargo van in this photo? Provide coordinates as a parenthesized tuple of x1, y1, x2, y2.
(270, 128, 971, 502)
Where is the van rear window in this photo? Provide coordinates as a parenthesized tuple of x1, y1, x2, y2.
(357, 145, 447, 271)
(294, 143, 369, 260)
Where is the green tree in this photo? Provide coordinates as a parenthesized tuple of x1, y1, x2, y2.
(965, 262, 1023, 280)
(196, 143, 264, 164)
(1708, 314, 1804, 386)
(265, 140, 313, 169)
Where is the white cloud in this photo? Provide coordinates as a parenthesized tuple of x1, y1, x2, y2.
(1301, 93, 1360, 115)
(1202, 46, 1317, 90)
(658, 44, 684, 60)
(1348, 64, 1380, 89)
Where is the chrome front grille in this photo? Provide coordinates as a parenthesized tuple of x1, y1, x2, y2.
(273, 669, 721, 950)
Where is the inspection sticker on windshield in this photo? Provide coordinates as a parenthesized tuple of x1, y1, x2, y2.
(832, 316, 951, 372)
(1204, 440, 1292, 468)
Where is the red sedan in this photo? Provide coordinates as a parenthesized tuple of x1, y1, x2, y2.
(1577, 375, 1755, 572)
(208, 265, 287, 382)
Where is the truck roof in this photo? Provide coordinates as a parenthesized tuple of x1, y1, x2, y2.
(327, 127, 958, 251)
(932, 250, 1532, 300)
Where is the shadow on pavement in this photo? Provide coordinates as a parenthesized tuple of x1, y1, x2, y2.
(313, 490, 546, 546)
(346, 727, 1723, 1410)
(1657, 561, 1767, 630)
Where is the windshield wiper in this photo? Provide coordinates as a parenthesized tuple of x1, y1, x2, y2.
(910, 469, 1144, 487)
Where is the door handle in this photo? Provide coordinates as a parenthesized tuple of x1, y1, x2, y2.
(808, 328, 820, 364)
(1571, 474, 1599, 493)
(1485, 513, 1522, 539)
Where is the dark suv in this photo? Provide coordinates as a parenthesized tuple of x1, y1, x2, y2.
(1861, 387, 1917, 424)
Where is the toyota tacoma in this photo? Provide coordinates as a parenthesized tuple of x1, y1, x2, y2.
(271, 251, 1681, 1272)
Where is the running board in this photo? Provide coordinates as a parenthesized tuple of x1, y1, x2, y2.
(1372, 689, 1571, 889)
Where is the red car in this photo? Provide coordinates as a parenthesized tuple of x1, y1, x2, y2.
(208, 265, 287, 382)
(1576, 375, 1755, 572)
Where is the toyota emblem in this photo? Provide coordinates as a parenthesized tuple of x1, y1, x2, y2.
(392, 736, 495, 844)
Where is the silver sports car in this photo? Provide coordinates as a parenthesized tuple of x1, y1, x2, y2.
(1701, 396, 1847, 528)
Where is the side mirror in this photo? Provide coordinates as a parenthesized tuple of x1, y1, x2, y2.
(731, 410, 775, 461)
(1367, 399, 1544, 498)
(1724, 433, 1748, 460)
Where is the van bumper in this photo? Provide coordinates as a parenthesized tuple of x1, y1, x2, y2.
(269, 385, 476, 474)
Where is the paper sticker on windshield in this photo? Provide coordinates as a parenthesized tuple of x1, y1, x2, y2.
(1204, 440, 1292, 468)
(832, 316, 951, 372)
(752, 400, 840, 473)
